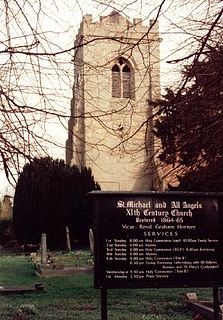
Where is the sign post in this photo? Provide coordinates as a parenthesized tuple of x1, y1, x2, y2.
(89, 191, 223, 319)
(213, 287, 219, 320)
(101, 288, 107, 320)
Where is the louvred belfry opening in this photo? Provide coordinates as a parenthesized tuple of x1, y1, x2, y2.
(123, 65, 131, 98)
(112, 64, 121, 98)
(112, 58, 134, 99)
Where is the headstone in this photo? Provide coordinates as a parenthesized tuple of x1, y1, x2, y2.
(186, 292, 198, 302)
(89, 229, 94, 255)
(30, 252, 37, 262)
(41, 233, 47, 264)
(66, 226, 71, 251)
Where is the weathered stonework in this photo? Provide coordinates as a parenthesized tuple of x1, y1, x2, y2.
(66, 11, 163, 191)
(0, 195, 12, 220)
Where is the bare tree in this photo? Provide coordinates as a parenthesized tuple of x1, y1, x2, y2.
(0, 0, 221, 187)
(0, 0, 74, 182)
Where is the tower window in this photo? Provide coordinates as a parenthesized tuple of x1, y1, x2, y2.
(112, 65, 121, 98)
(112, 58, 134, 99)
(122, 65, 131, 98)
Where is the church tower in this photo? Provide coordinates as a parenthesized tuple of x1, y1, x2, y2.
(66, 11, 162, 191)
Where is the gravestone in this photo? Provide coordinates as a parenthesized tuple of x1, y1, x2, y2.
(89, 229, 94, 255)
(41, 233, 47, 264)
(66, 226, 71, 251)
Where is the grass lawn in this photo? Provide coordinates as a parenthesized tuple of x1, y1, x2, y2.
(0, 251, 213, 320)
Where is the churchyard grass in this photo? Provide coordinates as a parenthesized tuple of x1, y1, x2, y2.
(0, 252, 212, 320)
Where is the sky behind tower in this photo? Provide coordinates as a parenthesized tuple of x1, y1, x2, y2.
(0, 0, 217, 195)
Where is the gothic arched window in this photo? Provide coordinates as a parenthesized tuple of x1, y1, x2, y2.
(112, 58, 134, 99)
(112, 64, 121, 98)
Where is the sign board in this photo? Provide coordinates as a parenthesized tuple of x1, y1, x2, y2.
(89, 191, 223, 289)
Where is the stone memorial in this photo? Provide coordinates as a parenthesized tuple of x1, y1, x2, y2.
(66, 226, 71, 251)
(89, 228, 94, 255)
(41, 233, 47, 264)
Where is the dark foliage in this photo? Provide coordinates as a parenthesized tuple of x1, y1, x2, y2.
(154, 46, 223, 191)
(13, 157, 100, 249)
(0, 220, 14, 246)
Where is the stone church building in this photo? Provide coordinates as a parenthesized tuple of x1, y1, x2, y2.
(66, 11, 163, 191)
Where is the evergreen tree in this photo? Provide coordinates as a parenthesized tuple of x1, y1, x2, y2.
(13, 157, 100, 249)
(154, 46, 223, 191)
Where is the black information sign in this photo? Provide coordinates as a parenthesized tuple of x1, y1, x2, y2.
(89, 191, 223, 289)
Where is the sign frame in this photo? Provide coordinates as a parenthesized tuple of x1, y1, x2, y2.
(89, 191, 223, 289)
